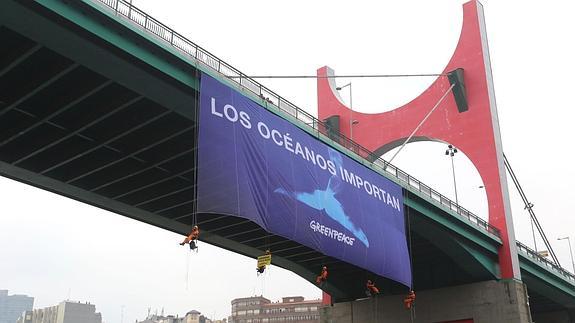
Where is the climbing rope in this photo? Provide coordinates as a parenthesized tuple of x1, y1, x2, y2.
(185, 247, 191, 290)
(374, 291, 378, 323)
(183, 80, 201, 291)
(404, 189, 416, 323)
(385, 83, 456, 168)
(405, 190, 414, 283)
(191, 56, 201, 229)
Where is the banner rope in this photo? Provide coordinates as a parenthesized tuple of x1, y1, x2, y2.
(405, 189, 416, 323)
(192, 54, 200, 228)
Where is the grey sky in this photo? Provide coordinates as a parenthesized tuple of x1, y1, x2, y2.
(1, 1, 574, 323)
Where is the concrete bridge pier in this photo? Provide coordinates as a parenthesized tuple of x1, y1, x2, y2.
(320, 280, 533, 323)
(531, 309, 575, 323)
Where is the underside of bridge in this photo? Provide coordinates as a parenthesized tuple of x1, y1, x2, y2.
(0, 0, 573, 314)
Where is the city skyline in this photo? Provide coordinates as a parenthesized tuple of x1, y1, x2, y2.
(3, 288, 317, 323)
(0, 289, 33, 323)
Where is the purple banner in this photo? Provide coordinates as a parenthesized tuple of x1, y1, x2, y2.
(197, 73, 411, 287)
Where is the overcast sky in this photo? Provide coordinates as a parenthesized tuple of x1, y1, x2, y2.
(1, 1, 575, 323)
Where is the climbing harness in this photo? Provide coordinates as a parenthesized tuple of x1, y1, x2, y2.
(315, 266, 328, 286)
(365, 280, 380, 296)
(364, 279, 380, 322)
(404, 290, 416, 309)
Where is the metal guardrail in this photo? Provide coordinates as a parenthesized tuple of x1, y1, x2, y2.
(90, 0, 501, 238)
(516, 241, 575, 284)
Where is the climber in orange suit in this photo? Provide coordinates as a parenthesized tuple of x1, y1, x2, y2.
(366, 280, 380, 296)
(316, 266, 328, 286)
(180, 225, 200, 250)
(403, 290, 416, 309)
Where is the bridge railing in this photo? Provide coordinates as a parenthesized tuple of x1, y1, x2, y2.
(516, 241, 575, 284)
(91, 0, 501, 239)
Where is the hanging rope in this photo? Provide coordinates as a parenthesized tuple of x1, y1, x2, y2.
(404, 189, 416, 323)
(374, 292, 379, 323)
(261, 265, 267, 296)
(182, 53, 202, 293)
(192, 95, 199, 228)
(191, 55, 201, 229)
(385, 83, 456, 168)
(405, 191, 414, 285)
(185, 247, 192, 290)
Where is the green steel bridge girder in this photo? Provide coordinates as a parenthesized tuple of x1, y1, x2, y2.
(0, 0, 199, 119)
(10, 0, 407, 173)
(405, 191, 501, 255)
(519, 253, 575, 308)
(405, 192, 501, 279)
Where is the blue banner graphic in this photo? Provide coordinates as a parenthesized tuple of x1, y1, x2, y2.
(197, 73, 411, 287)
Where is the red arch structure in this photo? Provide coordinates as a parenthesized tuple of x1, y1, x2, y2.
(317, 1, 520, 280)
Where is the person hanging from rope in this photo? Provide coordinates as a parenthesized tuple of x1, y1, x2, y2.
(365, 280, 380, 297)
(256, 250, 271, 275)
(403, 290, 416, 309)
(315, 266, 328, 286)
(179, 225, 200, 250)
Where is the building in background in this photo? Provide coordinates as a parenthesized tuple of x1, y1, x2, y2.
(31, 301, 101, 323)
(31, 303, 58, 323)
(16, 311, 32, 323)
(136, 310, 224, 323)
(229, 296, 320, 323)
(0, 290, 34, 323)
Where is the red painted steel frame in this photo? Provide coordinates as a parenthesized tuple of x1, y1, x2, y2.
(317, 1, 520, 280)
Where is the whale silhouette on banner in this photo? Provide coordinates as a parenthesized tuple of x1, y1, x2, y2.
(274, 149, 370, 248)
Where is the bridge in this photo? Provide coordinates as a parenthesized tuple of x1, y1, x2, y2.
(0, 1, 573, 322)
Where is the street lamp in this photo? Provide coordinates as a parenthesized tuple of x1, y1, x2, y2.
(445, 144, 459, 205)
(336, 82, 358, 141)
(525, 202, 538, 252)
(558, 236, 575, 273)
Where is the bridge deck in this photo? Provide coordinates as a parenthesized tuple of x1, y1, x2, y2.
(0, 0, 572, 310)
